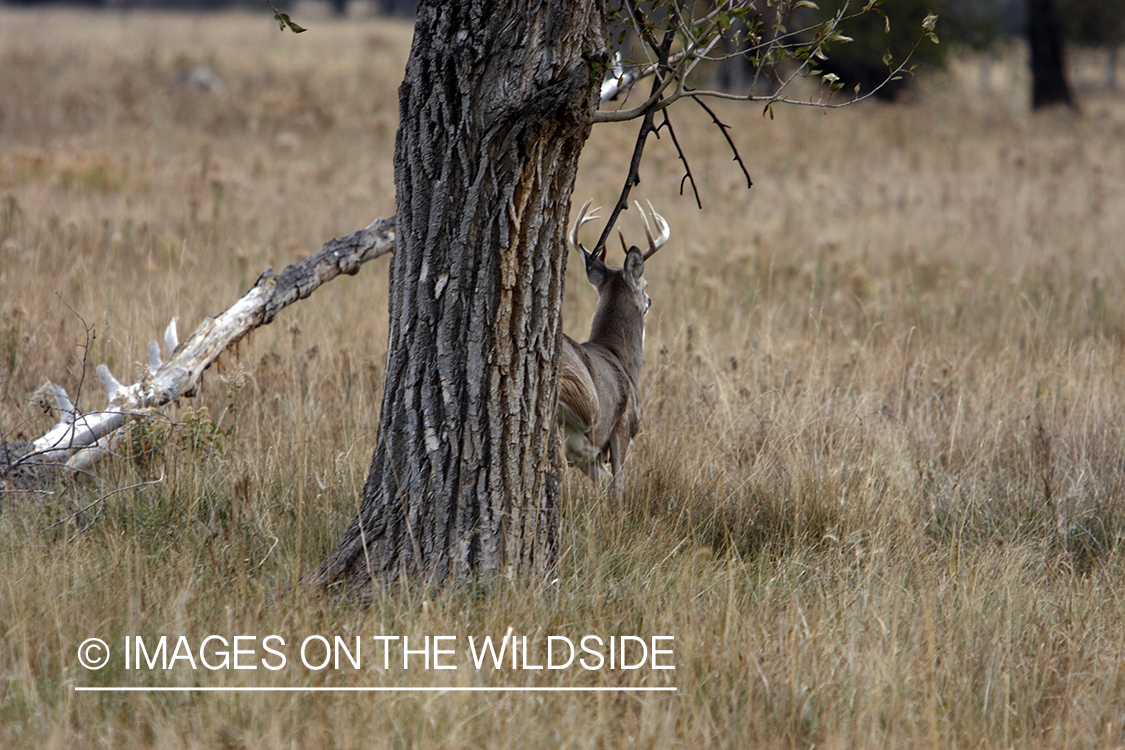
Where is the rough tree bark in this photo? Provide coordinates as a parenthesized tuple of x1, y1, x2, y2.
(1028, 0, 1076, 109)
(316, 1, 606, 589)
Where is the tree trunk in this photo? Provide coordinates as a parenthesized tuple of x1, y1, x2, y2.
(316, 1, 605, 589)
(1028, 0, 1076, 109)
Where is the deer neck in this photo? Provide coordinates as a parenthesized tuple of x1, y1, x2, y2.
(587, 300, 645, 382)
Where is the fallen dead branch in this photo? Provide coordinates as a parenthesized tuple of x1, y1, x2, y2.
(1, 216, 396, 494)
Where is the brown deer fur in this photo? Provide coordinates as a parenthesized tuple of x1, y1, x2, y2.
(557, 201, 667, 499)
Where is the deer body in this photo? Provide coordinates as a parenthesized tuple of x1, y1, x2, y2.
(557, 201, 667, 499)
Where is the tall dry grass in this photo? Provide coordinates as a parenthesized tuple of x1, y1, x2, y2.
(2, 8, 1125, 748)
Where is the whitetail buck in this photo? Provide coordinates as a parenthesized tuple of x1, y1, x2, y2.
(557, 200, 669, 500)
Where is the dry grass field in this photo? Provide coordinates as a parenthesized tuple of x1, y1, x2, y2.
(3, 7, 1125, 748)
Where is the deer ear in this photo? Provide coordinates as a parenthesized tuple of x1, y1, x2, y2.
(583, 248, 606, 288)
(624, 247, 645, 284)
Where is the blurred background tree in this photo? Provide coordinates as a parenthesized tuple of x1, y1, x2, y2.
(1060, 0, 1125, 90)
(1028, 0, 1076, 108)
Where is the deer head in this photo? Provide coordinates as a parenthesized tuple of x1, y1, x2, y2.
(568, 200, 670, 376)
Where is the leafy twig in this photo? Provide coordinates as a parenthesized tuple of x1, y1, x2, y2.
(266, 0, 307, 34)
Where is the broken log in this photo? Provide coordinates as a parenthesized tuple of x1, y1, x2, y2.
(1, 216, 396, 494)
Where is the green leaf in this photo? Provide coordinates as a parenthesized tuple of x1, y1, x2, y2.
(922, 13, 938, 32)
(274, 12, 307, 33)
(266, 1, 307, 34)
(882, 49, 893, 67)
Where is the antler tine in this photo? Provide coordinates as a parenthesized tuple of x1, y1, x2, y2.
(569, 199, 601, 254)
(636, 200, 670, 260)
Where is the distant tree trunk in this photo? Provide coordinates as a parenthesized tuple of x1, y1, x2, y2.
(1028, 0, 1076, 109)
(316, 1, 605, 590)
(720, 21, 752, 93)
(375, 0, 418, 15)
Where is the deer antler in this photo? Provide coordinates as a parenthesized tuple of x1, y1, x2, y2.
(636, 200, 670, 260)
(569, 200, 603, 261)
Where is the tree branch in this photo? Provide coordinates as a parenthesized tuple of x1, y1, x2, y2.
(692, 95, 752, 189)
(658, 108, 702, 209)
(2, 216, 396, 492)
(595, 0, 938, 121)
(592, 29, 676, 256)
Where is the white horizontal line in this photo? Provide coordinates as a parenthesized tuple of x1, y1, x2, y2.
(75, 686, 677, 693)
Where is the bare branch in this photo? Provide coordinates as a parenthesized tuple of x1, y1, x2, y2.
(657, 108, 701, 209)
(592, 29, 676, 256)
(2, 216, 396, 490)
(49, 470, 166, 535)
(691, 95, 752, 189)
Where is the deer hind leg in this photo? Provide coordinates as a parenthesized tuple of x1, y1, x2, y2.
(558, 404, 612, 486)
(562, 427, 613, 486)
(607, 431, 627, 502)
